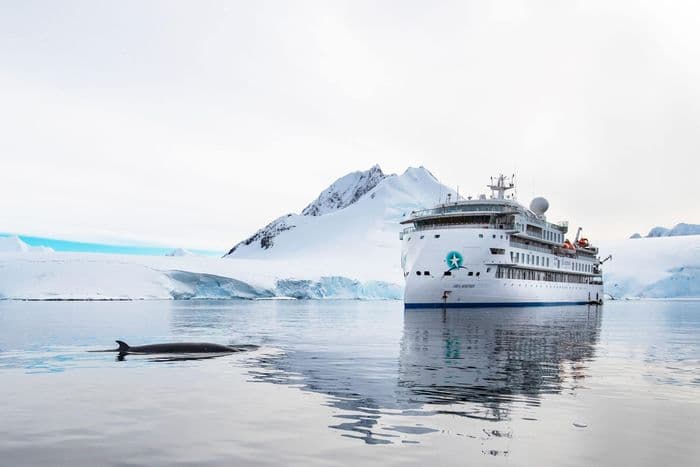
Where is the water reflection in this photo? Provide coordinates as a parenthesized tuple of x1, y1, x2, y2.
(252, 305, 602, 444)
(398, 306, 602, 418)
(116, 353, 243, 363)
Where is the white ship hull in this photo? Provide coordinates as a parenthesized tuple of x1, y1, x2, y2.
(402, 227, 604, 308)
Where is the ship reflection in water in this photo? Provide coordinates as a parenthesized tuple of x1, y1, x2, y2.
(252, 305, 602, 445)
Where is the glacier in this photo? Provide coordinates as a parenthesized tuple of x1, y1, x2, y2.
(275, 277, 402, 300)
(0, 252, 402, 301)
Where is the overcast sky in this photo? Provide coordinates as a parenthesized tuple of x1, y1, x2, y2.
(1, 1, 698, 250)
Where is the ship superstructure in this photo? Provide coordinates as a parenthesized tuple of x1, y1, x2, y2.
(400, 175, 606, 307)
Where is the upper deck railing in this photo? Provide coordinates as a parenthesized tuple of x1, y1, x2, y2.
(406, 202, 519, 219)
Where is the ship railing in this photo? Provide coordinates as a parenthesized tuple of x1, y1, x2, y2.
(407, 204, 517, 218)
(401, 223, 516, 237)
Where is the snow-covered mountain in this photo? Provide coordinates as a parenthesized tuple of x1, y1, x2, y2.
(631, 223, 700, 239)
(224, 165, 456, 280)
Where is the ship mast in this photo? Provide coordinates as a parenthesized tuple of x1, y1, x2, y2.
(487, 174, 515, 199)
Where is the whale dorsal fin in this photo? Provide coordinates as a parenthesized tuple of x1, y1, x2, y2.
(115, 340, 130, 353)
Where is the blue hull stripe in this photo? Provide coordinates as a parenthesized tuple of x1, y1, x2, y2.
(404, 300, 594, 309)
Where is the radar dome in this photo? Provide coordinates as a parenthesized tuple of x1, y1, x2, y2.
(530, 197, 549, 216)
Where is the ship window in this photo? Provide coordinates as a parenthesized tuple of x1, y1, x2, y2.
(479, 234, 483, 238)
(443, 271, 452, 276)
(492, 234, 496, 239)
(434, 234, 440, 238)
(468, 271, 474, 276)
(476, 272, 480, 277)
(420, 235, 424, 239)
(486, 267, 491, 272)
(490, 248, 505, 254)
(416, 271, 421, 276)
(424, 271, 430, 276)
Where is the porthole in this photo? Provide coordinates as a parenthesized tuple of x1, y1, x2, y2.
(416, 271, 421, 276)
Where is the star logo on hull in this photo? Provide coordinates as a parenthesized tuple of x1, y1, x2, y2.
(445, 251, 464, 270)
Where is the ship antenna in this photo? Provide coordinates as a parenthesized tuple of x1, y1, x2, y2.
(487, 173, 515, 200)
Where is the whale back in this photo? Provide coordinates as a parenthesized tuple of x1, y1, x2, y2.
(115, 340, 130, 353)
(104, 340, 258, 354)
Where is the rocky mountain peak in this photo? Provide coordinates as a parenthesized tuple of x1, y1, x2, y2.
(301, 165, 387, 217)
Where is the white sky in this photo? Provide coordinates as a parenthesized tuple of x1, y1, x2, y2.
(1, 1, 698, 250)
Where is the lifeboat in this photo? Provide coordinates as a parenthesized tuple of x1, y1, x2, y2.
(577, 238, 590, 248)
(562, 239, 576, 250)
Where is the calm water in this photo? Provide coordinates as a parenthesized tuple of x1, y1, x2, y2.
(0, 300, 699, 466)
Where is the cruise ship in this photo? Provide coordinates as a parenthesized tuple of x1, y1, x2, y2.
(400, 175, 607, 308)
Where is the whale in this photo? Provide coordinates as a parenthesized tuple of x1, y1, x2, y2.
(97, 340, 259, 355)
